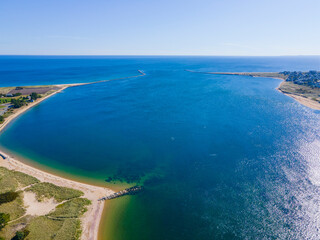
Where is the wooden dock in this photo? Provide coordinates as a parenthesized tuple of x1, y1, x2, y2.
(98, 186, 144, 201)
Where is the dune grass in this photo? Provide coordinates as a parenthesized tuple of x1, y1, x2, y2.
(26, 182, 83, 202)
(49, 198, 91, 219)
(0, 167, 39, 193)
(0, 192, 25, 220)
(25, 216, 81, 240)
(0, 166, 90, 240)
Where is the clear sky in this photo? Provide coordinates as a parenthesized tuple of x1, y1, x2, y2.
(1, 0, 319, 55)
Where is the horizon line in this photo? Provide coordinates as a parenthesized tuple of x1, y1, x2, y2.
(1, 54, 320, 57)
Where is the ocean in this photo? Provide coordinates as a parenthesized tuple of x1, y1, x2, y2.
(0, 56, 320, 239)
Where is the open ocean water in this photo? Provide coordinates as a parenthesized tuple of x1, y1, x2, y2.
(0, 56, 320, 239)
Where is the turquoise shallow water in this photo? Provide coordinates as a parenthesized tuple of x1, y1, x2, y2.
(1, 56, 320, 239)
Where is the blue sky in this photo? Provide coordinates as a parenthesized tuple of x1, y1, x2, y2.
(1, 0, 319, 55)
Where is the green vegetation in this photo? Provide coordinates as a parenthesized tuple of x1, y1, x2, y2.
(0, 192, 25, 220)
(53, 219, 82, 240)
(49, 198, 91, 218)
(0, 167, 89, 240)
(0, 116, 3, 124)
(0, 213, 10, 231)
(25, 216, 81, 240)
(0, 167, 39, 194)
(11, 98, 24, 108)
(0, 192, 19, 205)
(30, 92, 41, 100)
(26, 182, 83, 202)
(0, 98, 12, 104)
(11, 229, 30, 240)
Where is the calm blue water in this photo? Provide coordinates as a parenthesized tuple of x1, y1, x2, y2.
(1, 56, 320, 239)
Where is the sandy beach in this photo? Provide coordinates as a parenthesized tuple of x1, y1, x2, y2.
(0, 151, 114, 240)
(276, 81, 320, 110)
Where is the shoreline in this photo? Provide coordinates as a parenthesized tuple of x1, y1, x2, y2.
(0, 151, 114, 240)
(0, 71, 146, 239)
(192, 71, 320, 111)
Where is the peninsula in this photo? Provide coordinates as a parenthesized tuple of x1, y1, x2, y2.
(188, 70, 320, 110)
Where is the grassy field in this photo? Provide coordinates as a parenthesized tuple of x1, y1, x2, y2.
(0, 167, 90, 240)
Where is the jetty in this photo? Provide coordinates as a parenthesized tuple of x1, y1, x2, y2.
(98, 185, 144, 201)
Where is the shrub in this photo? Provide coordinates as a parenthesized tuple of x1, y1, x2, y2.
(11, 229, 30, 240)
(26, 182, 83, 202)
(0, 213, 10, 231)
(30, 93, 41, 100)
(0, 192, 19, 205)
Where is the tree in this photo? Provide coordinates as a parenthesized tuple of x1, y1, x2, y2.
(0, 116, 3, 123)
(11, 98, 23, 108)
(0, 213, 10, 231)
(30, 92, 41, 100)
(0, 192, 19, 204)
(11, 230, 30, 240)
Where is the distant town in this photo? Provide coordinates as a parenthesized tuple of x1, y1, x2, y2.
(280, 70, 320, 88)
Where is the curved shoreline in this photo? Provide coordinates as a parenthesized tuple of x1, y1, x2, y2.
(0, 70, 146, 240)
(0, 84, 110, 240)
(187, 70, 320, 110)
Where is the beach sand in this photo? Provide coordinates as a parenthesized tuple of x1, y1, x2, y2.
(276, 81, 320, 110)
(0, 151, 114, 240)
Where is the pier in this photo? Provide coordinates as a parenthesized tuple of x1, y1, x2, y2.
(98, 186, 144, 201)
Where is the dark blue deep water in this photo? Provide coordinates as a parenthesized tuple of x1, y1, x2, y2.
(0, 56, 320, 239)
